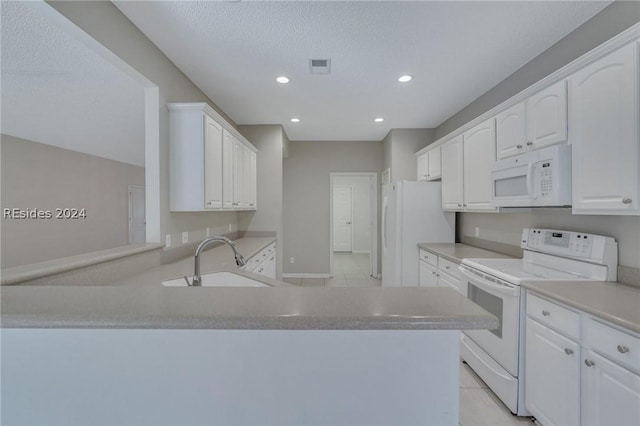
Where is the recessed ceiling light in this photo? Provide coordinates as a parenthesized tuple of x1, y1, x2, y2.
(398, 75, 412, 83)
(276, 76, 290, 84)
(290, 118, 300, 123)
(374, 118, 384, 123)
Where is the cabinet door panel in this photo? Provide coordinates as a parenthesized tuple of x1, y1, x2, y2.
(570, 43, 639, 213)
(204, 116, 223, 209)
(496, 101, 526, 159)
(232, 139, 244, 207)
(419, 261, 438, 287)
(222, 130, 234, 209)
(441, 136, 464, 210)
(582, 349, 640, 426)
(525, 318, 580, 426)
(427, 146, 441, 180)
(526, 80, 567, 150)
(417, 153, 429, 181)
(463, 119, 496, 210)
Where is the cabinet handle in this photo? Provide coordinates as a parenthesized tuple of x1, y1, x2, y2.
(432, 271, 437, 275)
(457, 203, 463, 207)
(542, 310, 551, 317)
(617, 345, 630, 354)
(258, 268, 264, 273)
(622, 198, 632, 205)
(526, 141, 533, 146)
(445, 266, 450, 270)
(232, 202, 239, 206)
(516, 144, 523, 149)
(270, 256, 275, 261)
(564, 348, 574, 355)
(584, 359, 595, 367)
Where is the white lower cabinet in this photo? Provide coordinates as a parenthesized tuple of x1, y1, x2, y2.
(243, 243, 276, 280)
(581, 349, 640, 426)
(525, 291, 640, 426)
(525, 317, 580, 426)
(419, 260, 438, 287)
(417, 250, 463, 293)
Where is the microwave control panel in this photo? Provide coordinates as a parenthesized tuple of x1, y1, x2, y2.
(536, 161, 553, 197)
(521, 228, 617, 264)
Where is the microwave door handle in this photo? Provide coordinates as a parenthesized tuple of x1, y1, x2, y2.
(526, 162, 535, 200)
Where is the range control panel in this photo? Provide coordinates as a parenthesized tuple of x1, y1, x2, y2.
(521, 228, 617, 264)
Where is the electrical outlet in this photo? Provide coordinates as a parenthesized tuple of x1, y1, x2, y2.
(475, 227, 480, 237)
(182, 232, 189, 244)
(165, 234, 171, 247)
(289, 257, 295, 264)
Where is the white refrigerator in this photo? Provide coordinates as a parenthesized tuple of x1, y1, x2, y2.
(381, 181, 455, 287)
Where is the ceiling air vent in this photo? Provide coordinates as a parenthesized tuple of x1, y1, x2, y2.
(309, 58, 331, 74)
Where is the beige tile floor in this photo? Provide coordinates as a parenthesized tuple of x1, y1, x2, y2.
(460, 361, 535, 426)
(284, 252, 381, 287)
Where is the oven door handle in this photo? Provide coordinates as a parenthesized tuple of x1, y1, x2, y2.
(459, 266, 519, 297)
(526, 162, 536, 200)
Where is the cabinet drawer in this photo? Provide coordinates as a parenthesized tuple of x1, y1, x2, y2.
(438, 257, 460, 280)
(419, 249, 438, 267)
(583, 318, 640, 373)
(527, 293, 580, 340)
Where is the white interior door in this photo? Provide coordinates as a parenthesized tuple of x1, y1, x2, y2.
(332, 185, 353, 252)
(128, 185, 145, 244)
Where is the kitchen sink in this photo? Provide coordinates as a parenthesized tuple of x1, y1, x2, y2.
(162, 271, 270, 287)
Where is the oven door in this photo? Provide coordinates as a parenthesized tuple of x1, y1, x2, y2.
(460, 265, 521, 376)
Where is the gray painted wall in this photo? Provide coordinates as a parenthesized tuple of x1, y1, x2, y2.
(237, 125, 285, 279)
(1, 135, 145, 268)
(48, 1, 239, 250)
(382, 129, 436, 182)
(460, 211, 640, 269)
(283, 141, 383, 275)
(437, 2, 640, 269)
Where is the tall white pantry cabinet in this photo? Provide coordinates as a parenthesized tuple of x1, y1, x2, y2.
(169, 103, 257, 212)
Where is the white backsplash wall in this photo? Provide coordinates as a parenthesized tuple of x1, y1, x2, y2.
(460, 210, 640, 268)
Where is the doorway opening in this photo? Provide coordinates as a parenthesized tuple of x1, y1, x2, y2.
(329, 173, 378, 286)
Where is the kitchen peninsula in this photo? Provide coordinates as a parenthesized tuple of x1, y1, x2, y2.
(2, 284, 497, 426)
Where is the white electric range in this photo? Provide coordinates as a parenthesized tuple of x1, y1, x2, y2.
(458, 228, 618, 416)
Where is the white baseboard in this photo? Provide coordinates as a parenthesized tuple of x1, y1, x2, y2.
(282, 273, 331, 279)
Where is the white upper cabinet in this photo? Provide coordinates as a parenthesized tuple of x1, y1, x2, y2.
(496, 80, 567, 160)
(169, 103, 257, 212)
(570, 42, 639, 215)
(204, 116, 223, 209)
(463, 118, 496, 211)
(496, 101, 526, 159)
(417, 152, 429, 181)
(416, 146, 441, 181)
(222, 129, 234, 209)
(427, 146, 442, 180)
(441, 135, 464, 210)
(527, 80, 568, 151)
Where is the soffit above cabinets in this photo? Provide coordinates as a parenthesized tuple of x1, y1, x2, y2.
(1, 1, 145, 166)
(113, 1, 611, 141)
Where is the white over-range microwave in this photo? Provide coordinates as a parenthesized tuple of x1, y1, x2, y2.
(491, 144, 572, 207)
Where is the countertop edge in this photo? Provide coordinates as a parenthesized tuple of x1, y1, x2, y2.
(522, 282, 640, 334)
(1, 243, 164, 285)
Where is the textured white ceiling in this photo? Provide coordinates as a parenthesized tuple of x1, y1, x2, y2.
(114, 0, 610, 141)
(1, 1, 145, 166)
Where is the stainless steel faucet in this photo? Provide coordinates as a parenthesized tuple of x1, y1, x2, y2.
(187, 236, 247, 286)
